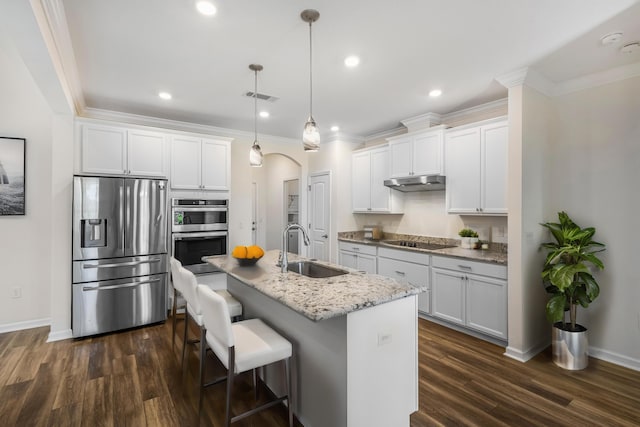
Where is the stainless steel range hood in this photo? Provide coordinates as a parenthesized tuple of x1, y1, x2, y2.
(383, 175, 445, 192)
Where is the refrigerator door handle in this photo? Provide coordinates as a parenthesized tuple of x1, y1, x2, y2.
(83, 258, 162, 269)
(82, 278, 161, 292)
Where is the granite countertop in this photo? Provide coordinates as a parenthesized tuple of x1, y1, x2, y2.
(204, 250, 423, 321)
(338, 233, 508, 265)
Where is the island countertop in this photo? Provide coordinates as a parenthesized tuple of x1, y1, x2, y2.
(204, 250, 423, 321)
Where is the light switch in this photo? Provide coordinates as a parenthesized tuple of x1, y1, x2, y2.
(377, 332, 392, 346)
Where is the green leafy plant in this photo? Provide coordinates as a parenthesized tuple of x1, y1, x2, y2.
(458, 228, 478, 238)
(540, 211, 605, 331)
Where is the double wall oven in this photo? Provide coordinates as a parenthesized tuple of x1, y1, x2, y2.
(171, 198, 228, 274)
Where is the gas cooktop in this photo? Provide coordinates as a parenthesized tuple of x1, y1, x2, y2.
(383, 240, 456, 250)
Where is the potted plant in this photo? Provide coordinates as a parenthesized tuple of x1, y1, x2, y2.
(458, 228, 479, 249)
(540, 211, 605, 370)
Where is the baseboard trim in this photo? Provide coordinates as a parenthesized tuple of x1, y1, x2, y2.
(0, 317, 51, 334)
(504, 340, 549, 363)
(590, 346, 640, 372)
(47, 329, 73, 342)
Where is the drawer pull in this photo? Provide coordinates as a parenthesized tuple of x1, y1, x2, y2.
(395, 270, 406, 276)
(352, 247, 360, 251)
(458, 265, 472, 270)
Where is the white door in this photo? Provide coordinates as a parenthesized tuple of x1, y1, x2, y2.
(445, 127, 481, 214)
(170, 136, 201, 190)
(369, 147, 391, 212)
(201, 139, 230, 191)
(127, 130, 166, 177)
(308, 172, 330, 262)
(81, 124, 127, 175)
(351, 151, 371, 212)
(481, 122, 508, 214)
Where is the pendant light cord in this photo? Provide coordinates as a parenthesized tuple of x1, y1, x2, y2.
(309, 21, 313, 118)
(254, 69, 258, 143)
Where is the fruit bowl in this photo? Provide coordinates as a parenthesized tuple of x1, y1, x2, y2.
(232, 245, 264, 266)
(234, 256, 262, 266)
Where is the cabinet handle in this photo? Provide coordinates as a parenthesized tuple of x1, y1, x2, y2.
(458, 265, 472, 270)
(367, 207, 372, 211)
(352, 247, 360, 251)
(321, 234, 328, 238)
(395, 270, 406, 276)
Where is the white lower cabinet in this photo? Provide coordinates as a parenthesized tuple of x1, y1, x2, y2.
(338, 242, 377, 274)
(377, 247, 430, 314)
(431, 255, 507, 340)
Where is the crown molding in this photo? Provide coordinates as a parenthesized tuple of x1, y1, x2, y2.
(496, 67, 554, 96)
(39, 0, 85, 113)
(440, 98, 508, 124)
(80, 107, 306, 145)
(400, 112, 443, 130)
(323, 132, 365, 144)
(364, 126, 407, 142)
(553, 61, 640, 97)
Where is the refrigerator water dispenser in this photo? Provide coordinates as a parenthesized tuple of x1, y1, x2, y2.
(81, 218, 107, 247)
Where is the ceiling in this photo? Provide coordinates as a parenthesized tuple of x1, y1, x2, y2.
(59, 0, 640, 140)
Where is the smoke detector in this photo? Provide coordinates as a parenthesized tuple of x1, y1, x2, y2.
(600, 32, 623, 45)
(620, 42, 640, 54)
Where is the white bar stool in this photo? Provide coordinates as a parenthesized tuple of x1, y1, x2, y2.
(177, 266, 243, 396)
(197, 284, 293, 427)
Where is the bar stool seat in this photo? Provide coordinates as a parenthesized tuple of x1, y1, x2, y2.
(215, 289, 243, 319)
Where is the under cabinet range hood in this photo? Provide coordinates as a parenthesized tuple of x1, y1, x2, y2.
(383, 175, 446, 192)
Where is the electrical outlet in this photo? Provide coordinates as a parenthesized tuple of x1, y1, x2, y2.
(11, 287, 22, 299)
(377, 332, 392, 346)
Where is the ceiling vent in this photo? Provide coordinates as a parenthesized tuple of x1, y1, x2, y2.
(244, 91, 279, 102)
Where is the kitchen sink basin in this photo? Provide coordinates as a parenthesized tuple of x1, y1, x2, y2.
(286, 261, 349, 278)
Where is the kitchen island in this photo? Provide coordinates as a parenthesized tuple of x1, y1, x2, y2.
(206, 250, 421, 427)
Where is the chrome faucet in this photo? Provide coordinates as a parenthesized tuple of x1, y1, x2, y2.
(279, 223, 311, 273)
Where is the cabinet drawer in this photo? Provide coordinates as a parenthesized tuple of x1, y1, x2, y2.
(378, 257, 429, 288)
(338, 241, 377, 256)
(378, 246, 429, 265)
(432, 255, 506, 279)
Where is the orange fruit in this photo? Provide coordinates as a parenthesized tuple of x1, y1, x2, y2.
(232, 246, 247, 259)
(246, 245, 264, 259)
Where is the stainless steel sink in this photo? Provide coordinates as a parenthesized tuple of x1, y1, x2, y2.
(286, 261, 349, 278)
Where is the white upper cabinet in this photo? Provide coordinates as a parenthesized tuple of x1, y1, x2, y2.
(171, 137, 230, 191)
(352, 145, 403, 213)
(387, 127, 445, 177)
(445, 118, 508, 215)
(81, 124, 166, 177)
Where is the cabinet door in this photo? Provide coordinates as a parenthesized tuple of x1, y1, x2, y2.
(81, 124, 127, 175)
(388, 137, 413, 177)
(338, 250, 358, 270)
(445, 127, 481, 214)
(369, 147, 391, 212)
(357, 253, 377, 274)
(413, 131, 443, 176)
(202, 139, 230, 191)
(431, 267, 465, 325)
(127, 130, 166, 177)
(170, 136, 202, 190)
(481, 122, 508, 214)
(352, 151, 371, 212)
(466, 273, 507, 339)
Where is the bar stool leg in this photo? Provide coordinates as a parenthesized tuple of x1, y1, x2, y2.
(171, 288, 178, 351)
(181, 313, 189, 371)
(198, 325, 206, 402)
(225, 348, 235, 427)
(252, 368, 259, 402)
(285, 358, 293, 427)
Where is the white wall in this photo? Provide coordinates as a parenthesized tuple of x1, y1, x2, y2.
(263, 154, 301, 250)
(547, 75, 640, 367)
(0, 37, 54, 329)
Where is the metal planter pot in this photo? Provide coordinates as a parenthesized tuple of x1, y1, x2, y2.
(552, 322, 588, 370)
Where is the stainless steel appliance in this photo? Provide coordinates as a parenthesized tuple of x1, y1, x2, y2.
(383, 174, 446, 192)
(72, 176, 168, 337)
(171, 198, 228, 274)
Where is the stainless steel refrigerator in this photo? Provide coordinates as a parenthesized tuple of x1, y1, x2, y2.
(72, 176, 168, 337)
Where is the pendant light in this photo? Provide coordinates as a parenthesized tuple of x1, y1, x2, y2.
(301, 9, 320, 152)
(249, 64, 264, 167)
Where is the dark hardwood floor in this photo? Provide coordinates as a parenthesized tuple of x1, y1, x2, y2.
(0, 317, 639, 426)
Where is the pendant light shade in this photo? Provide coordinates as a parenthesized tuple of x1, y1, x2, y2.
(301, 9, 320, 152)
(249, 64, 264, 167)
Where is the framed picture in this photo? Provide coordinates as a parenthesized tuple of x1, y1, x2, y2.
(0, 137, 26, 215)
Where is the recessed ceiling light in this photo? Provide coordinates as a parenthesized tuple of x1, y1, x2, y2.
(196, 1, 217, 16)
(429, 89, 442, 97)
(344, 56, 360, 68)
(330, 126, 340, 132)
(158, 91, 172, 100)
(259, 111, 269, 118)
